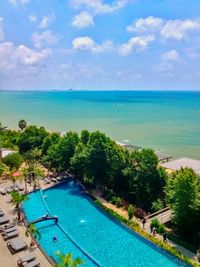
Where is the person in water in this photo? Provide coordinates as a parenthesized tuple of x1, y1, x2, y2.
(52, 236, 58, 243)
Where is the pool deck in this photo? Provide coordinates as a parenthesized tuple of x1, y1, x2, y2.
(0, 181, 52, 267)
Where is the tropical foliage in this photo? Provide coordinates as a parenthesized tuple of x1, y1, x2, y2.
(54, 252, 84, 267)
(2, 152, 23, 170)
(26, 223, 41, 240)
(18, 119, 27, 131)
(10, 191, 29, 220)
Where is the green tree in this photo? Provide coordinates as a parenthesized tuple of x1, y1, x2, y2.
(70, 142, 88, 180)
(10, 191, 29, 220)
(41, 132, 60, 155)
(127, 149, 167, 211)
(54, 252, 84, 267)
(18, 125, 48, 154)
(18, 119, 27, 131)
(80, 130, 90, 145)
(3, 152, 23, 170)
(85, 131, 124, 188)
(166, 168, 200, 243)
(0, 122, 7, 160)
(43, 131, 79, 171)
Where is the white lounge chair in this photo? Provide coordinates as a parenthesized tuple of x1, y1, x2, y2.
(0, 210, 4, 217)
(23, 259, 40, 267)
(17, 183, 24, 191)
(0, 188, 6, 195)
(0, 216, 10, 225)
(2, 226, 17, 234)
(0, 223, 15, 232)
(7, 237, 28, 254)
(6, 187, 13, 193)
(18, 253, 36, 265)
(3, 230, 19, 240)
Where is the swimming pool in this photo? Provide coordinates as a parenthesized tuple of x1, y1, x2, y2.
(23, 180, 188, 266)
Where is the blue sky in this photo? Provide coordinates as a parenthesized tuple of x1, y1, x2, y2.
(0, 0, 200, 90)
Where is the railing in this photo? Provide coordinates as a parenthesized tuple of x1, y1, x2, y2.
(145, 207, 170, 221)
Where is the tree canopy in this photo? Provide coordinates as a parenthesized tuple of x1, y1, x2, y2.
(166, 168, 200, 245)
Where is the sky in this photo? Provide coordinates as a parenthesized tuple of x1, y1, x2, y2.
(0, 0, 200, 90)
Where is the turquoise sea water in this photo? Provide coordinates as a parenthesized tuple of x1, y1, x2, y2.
(23, 180, 188, 266)
(0, 90, 200, 159)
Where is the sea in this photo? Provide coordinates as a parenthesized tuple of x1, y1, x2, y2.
(0, 90, 200, 159)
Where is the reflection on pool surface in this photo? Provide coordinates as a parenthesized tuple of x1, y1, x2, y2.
(23, 180, 187, 266)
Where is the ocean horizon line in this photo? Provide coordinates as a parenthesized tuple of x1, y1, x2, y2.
(1, 89, 200, 93)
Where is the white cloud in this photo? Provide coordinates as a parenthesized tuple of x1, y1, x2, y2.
(29, 15, 37, 23)
(0, 17, 4, 42)
(15, 45, 51, 65)
(119, 35, 155, 56)
(127, 17, 200, 41)
(127, 16, 164, 33)
(161, 50, 179, 61)
(161, 19, 200, 40)
(32, 31, 59, 48)
(39, 13, 55, 29)
(70, 0, 130, 14)
(9, 0, 31, 4)
(0, 41, 52, 73)
(72, 36, 113, 53)
(72, 11, 94, 28)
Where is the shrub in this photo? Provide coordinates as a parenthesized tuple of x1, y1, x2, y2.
(128, 204, 135, 220)
(111, 196, 122, 207)
(150, 218, 165, 234)
(3, 152, 23, 170)
(134, 208, 146, 219)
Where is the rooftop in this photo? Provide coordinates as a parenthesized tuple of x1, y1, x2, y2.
(161, 157, 200, 174)
(1, 149, 16, 158)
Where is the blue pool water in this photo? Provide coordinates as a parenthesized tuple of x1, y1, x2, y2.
(23, 181, 187, 266)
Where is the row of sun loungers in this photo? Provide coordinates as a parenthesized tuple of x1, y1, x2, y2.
(0, 183, 24, 195)
(7, 237, 40, 266)
(0, 212, 40, 266)
(44, 175, 67, 184)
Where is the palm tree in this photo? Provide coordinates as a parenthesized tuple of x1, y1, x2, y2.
(18, 119, 27, 131)
(54, 252, 84, 267)
(10, 191, 29, 221)
(26, 223, 41, 246)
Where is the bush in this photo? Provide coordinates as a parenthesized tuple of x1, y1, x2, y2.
(134, 208, 146, 219)
(3, 152, 23, 170)
(150, 218, 165, 234)
(111, 196, 122, 207)
(128, 204, 135, 220)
